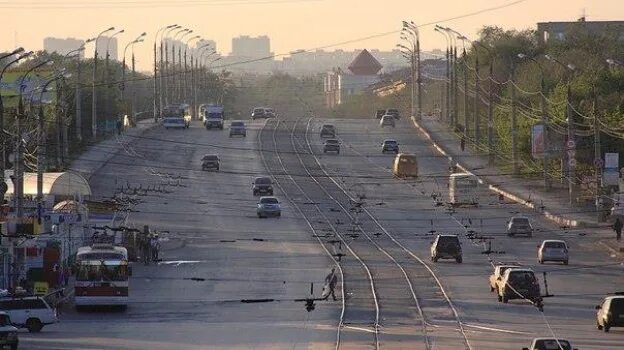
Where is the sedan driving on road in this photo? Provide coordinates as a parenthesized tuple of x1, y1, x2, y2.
(430, 234, 462, 263)
(252, 176, 274, 196)
(596, 295, 624, 332)
(538, 240, 568, 265)
(489, 262, 521, 293)
(229, 121, 247, 137)
(497, 268, 541, 307)
(522, 338, 576, 350)
(320, 124, 336, 138)
(323, 139, 341, 154)
(381, 139, 399, 154)
(507, 216, 533, 237)
(201, 154, 220, 171)
(380, 115, 395, 128)
(257, 196, 281, 218)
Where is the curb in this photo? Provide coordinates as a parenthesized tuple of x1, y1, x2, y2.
(411, 116, 589, 229)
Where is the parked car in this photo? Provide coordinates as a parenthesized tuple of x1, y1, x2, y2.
(507, 216, 533, 237)
(381, 139, 399, 154)
(252, 176, 274, 196)
(323, 139, 341, 154)
(430, 234, 462, 263)
(201, 154, 220, 171)
(489, 262, 521, 292)
(257, 196, 281, 218)
(375, 109, 386, 119)
(522, 338, 576, 350)
(229, 121, 247, 137)
(380, 115, 396, 128)
(538, 240, 568, 265)
(0, 312, 18, 350)
(497, 268, 542, 308)
(0, 295, 58, 332)
(320, 124, 336, 138)
(385, 108, 401, 119)
(596, 294, 624, 332)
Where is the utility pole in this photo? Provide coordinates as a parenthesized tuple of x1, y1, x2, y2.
(131, 51, 137, 122)
(416, 37, 422, 120)
(37, 101, 45, 202)
(178, 45, 183, 102)
(92, 48, 98, 139)
(75, 58, 82, 143)
(183, 49, 188, 103)
(474, 55, 480, 144)
(15, 97, 24, 219)
(163, 39, 168, 107)
(171, 41, 176, 104)
(56, 80, 62, 168)
(566, 85, 577, 205)
(444, 47, 449, 123)
(453, 47, 458, 131)
(540, 78, 550, 189)
(511, 66, 519, 175)
(462, 49, 469, 137)
(593, 86, 601, 221)
(487, 61, 494, 164)
(153, 39, 158, 123)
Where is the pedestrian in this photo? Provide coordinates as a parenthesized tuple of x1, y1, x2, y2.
(324, 268, 338, 301)
(151, 235, 160, 262)
(613, 217, 623, 241)
(460, 135, 466, 152)
(116, 118, 123, 135)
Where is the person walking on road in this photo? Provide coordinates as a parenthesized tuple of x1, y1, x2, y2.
(324, 268, 338, 301)
(613, 217, 623, 241)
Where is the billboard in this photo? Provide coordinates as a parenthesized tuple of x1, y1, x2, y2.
(0, 71, 55, 108)
(531, 124, 545, 159)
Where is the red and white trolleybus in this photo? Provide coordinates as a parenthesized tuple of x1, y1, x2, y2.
(74, 244, 130, 309)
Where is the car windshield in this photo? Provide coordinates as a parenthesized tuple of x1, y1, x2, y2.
(253, 109, 264, 114)
(508, 271, 536, 286)
(322, 125, 334, 130)
(0, 314, 10, 327)
(203, 155, 218, 161)
(534, 339, 572, 350)
(611, 298, 624, 313)
(384, 140, 397, 145)
(232, 122, 245, 127)
(512, 218, 530, 225)
(544, 242, 566, 249)
(260, 198, 279, 204)
(255, 177, 271, 184)
(326, 140, 339, 144)
(438, 236, 459, 246)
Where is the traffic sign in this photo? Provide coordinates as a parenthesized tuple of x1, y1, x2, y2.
(568, 158, 577, 167)
(566, 140, 576, 149)
(567, 150, 576, 159)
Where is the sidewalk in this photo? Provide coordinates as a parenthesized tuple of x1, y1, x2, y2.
(70, 118, 158, 181)
(411, 115, 610, 229)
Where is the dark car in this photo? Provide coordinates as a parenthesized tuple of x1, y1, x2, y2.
(381, 139, 399, 154)
(0, 312, 18, 350)
(323, 139, 340, 154)
(251, 108, 266, 120)
(522, 338, 575, 350)
(386, 108, 401, 119)
(430, 234, 462, 263)
(229, 121, 247, 137)
(498, 268, 541, 306)
(375, 109, 386, 119)
(202, 154, 220, 171)
(320, 124, 336, 138)
(252, 176, 274, 196)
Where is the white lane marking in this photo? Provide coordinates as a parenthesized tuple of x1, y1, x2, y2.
(342, 325, 378, 334)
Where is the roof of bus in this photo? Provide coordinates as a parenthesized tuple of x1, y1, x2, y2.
(77, 245, 127, 256)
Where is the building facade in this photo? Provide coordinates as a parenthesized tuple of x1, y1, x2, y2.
(43, 37, 85, 58)
(537, 18, 624, 44)
(231, 35, 271, 58)
(324, 49, 382, 108)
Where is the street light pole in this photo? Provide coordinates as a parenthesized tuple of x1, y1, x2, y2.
(155, 25, 175, 122)
(92, 27, 115, 140)
(162, 25, 180, 109)
(171, 29, 190, 104)
(122, 33, 146, 119)
(184, 36, 200, 104)
(177, 31, 193, 101)
(434, 27, 451, 124)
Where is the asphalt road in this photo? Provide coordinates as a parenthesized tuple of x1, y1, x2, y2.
(19, 115, 624, 350)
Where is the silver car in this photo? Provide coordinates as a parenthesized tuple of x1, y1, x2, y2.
(257, 196, 281, 218)
(380, 115, 395, 128)
(507, 216, 533, 237)
(538, 240, 568, 265)
(229, 121, 247, 137)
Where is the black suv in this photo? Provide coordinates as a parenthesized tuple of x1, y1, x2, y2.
(430, 234, 462, 263)
(320, 124, 336, 138)
(252, 176, 274, 196)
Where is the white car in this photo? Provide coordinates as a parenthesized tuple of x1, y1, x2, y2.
(596, 295, 624, 332)
(489, 262, 521, 293)
(257, 196, 282, 218)
(522, 338, 576, 350)
(0, 296, 58, 332)
(538, 240, 569, 265)
(0, 312, 18, 349)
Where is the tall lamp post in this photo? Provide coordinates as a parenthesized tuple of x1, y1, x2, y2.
(154, 25, 176, 122)
(161, 25, 180, 108)
(518, 53, 550, 187)
(434, 27, 451, 125)
(170, 28, 190, 104)
(184, 35, 201, 104)
(401, 21, 421, 120)
(92, 27, 115, 140)
(122, 33, 146, 112)
(73, 38, 94, 144)
(0, 48, 29, 198)
(177, 30, 193, 102)
(544, 54, 580, 204)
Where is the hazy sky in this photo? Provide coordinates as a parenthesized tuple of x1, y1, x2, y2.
(1, 0, 623, 71)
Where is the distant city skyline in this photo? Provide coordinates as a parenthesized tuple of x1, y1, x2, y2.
(2, 0, 623, 71)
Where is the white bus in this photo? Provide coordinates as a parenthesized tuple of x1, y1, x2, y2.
(162, 104, 191, 129)
(449, 173, 480, 206)
(74, 244, 130, 309)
